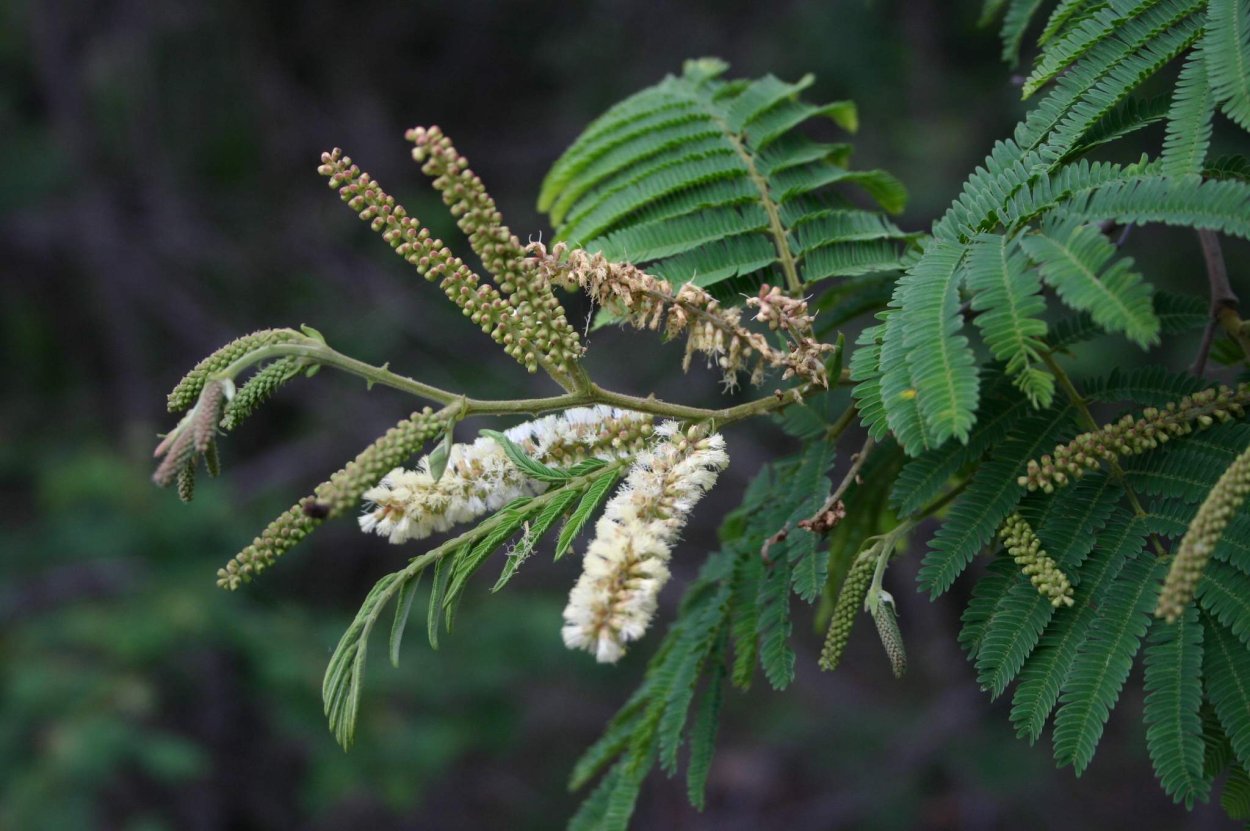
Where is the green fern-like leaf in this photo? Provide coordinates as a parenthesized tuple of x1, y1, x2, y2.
(728, 543, 765, 691)
(1048, 291, 1207, 351)
(1010, 512, 1146, 743)
(1162, 43, 1214, 176)
(555, 469, 622, 560)
(960, 558, 1021, 659)
(1039, 0, 1102, 46)
(1198, 561, 1250, 650)
(975, 576, 1057, 698)
(890, 241, 980, 449)
(1143, 606, 1210, 807)
(1022, 1, 1138, 97)
(1052, 551, 1163, 774)
(492, 486, 582, 591)
(965, 233, 1053, 406)
(892, 373, 1034, 517)
(917, 405, 1074, 597)
(1048, 173, 1250, 239)
(757, 561, 796, 690)
(1016, 1, 1202, 155)
(568, 549, 735, 825)
(878, 309, 936, 454)
(974, 473, 1120, 696)
(323, 571, 403, 749)
(1019, 220, 1160, 347)
(1064, 93, 1172, 160)
(1204, 615, 1250, 769)
(849, 320, 891, 442)
(1001, 0, 1048, 66)
(1206, 0, 1250, 130)
(539, 61, 909, 294)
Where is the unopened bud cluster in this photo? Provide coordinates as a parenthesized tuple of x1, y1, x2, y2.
(562, 422, 729, 663)
(1156, 443, 1250, 622)
(408, 126, 583, 375)
(153, 378, 233, 501)
(527, 242, 833, 389)
(820, 551, 876, 671)
(168, 329, 304, 412)
(1020, 384, 1250, 493)
(317, 150, 544, 373)
(871, 596, 907, 679)
(998, 512, 1075, 608)
(217, 408, 445, 589)
(221, 357, 307, 431)
(359, 406, 654, 544)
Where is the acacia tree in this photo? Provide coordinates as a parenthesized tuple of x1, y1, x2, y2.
(154, 2, 1250, 827)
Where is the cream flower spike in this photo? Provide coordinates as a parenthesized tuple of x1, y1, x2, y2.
(562, 422, 729, 663)
(359, 406, 653, 544)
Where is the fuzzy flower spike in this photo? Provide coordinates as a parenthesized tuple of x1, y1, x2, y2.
(359, 406, 654, 544)
(562, 422, 729, 663)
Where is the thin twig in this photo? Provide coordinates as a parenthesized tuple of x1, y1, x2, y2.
(1193, 229, 1246, 375)
(210, 333, 844, 428)
(801, 435, 876, 535)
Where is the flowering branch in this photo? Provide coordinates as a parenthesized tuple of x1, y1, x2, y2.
(185, 328, 843, 425)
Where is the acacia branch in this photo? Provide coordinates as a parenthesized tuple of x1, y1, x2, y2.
(1193, 229, 1250, 375)
(211, 334, 849, 428)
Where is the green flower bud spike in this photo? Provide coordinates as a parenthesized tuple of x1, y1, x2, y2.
(998, 512, 1075, 608)
(1156, 442, 1250, 623)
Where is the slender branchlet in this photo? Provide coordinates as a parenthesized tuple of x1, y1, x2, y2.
(819, 548, 876, 671)
(1020, 384, 1250, 493)
(998, 512, 1075, 608)
(1156, 442, 1250, 623)
(316, 149, 544, 374)
(527, 242, 834, 389)
(407, 125, 583, 377)
(167, 329, 305, 412)
(562, 422, 729, 663)
(216, 408, 445, 589)
(360, 406, 654, 544)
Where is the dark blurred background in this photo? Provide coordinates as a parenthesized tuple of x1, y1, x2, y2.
(2, 1, 1245, 828)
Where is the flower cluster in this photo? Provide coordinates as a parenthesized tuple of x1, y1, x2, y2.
(561, 423, 729, 663)
(216, 408, 445, 589)
(407, 126, 583, 377)
(317, 149, 546, 373)
(1156, 443, 1250, 623)
(359, 406, 654, 544)
(998, 512, 1075, 608)
(526, 242, 834, 389)
(1020, 384, 1250, 493)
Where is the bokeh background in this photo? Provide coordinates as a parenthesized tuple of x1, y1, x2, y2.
(3, 1, 1247, 828)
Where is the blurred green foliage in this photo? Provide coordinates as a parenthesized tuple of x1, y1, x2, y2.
(2, 446, 621, 829)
